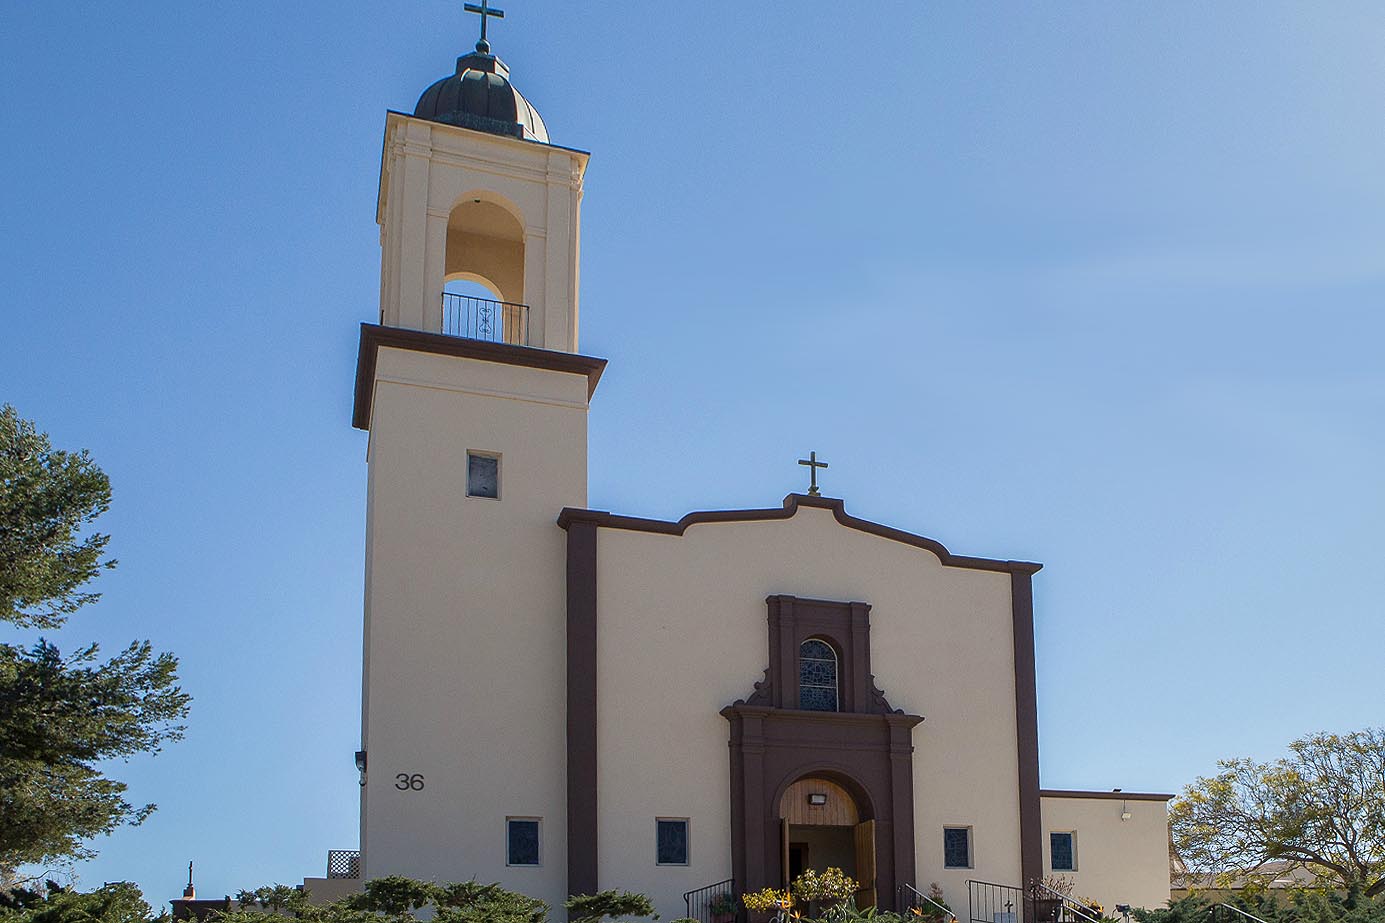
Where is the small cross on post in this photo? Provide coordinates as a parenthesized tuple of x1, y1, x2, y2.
(798, 451, 829, 497)
(464, 0, 505, 54)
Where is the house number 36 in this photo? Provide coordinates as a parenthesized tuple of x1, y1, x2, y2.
(394, 773, 425, 791)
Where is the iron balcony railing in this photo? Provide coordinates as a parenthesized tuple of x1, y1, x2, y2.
(442, 292, 529, 345)
(326, 849, 360, 879)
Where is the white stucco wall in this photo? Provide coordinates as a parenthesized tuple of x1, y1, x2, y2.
(592, 504, 1024, 920)
(360, 344, 590, 912)
(1040, 794, 1171, 913)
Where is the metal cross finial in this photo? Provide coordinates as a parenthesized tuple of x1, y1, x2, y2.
(798, 451, 829, 497)
(464, 0, 505, 54)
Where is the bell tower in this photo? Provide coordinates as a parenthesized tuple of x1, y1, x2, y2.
(352, 15, 604, 910)
(376, 27, 585, 350)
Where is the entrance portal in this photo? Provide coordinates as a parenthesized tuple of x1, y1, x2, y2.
(778, 776, 877, 909)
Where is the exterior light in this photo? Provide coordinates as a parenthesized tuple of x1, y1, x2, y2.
(354, 750, 367, 773)
(807, 793, 828, 806)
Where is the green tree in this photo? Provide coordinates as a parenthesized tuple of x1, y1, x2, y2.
(1171, 728, 1385, 898)
(0, 406, 114, 630)
(0, 880, 164, 923)
(0, 405, 191, 881)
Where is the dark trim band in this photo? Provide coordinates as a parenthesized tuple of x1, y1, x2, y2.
(565, 519, 599, 901)
(352, 323, 608, 430)
(559, 494, 1042, 576)
(1040, 789, 1176, 802)
(1012, 570, 1042, 895)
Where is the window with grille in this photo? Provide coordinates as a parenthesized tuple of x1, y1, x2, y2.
(467, 452, 500, 499)
(943, 826, 972, 869)
(798, 638, 838, 712)
(656, 818, 689, 865)
(1051, 831, 1076, 871)
(507, 818, 540, 866)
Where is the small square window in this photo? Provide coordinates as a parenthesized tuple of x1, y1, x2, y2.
(943, 826, 972, 869)
(507, 817, 540, 867)
(467, 453, 500, 499)
(656, 818, 689, 866)
(1050, 831, 1076, 871)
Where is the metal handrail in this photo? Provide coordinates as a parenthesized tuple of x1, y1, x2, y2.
(682, 878, 736, 923)
(1032, 883, 1103, 923)
(901, 883, 959, 921)
(1212, 904, 1273, 923)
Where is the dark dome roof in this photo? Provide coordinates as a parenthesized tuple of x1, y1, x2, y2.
(414, 50, 548, 143)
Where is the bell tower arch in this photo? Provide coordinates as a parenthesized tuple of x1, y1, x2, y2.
(376, 46, 587, 351)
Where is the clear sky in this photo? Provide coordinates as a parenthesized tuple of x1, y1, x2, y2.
(2, 0, 1383, 909)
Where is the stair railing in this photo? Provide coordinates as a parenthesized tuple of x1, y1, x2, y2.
(1211, 905, 1273, 923)
(899, 883, 958, 921)
(1031, 883, 1103, 923)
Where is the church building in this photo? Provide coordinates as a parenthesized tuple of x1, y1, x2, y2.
(347, 14, 1172, 922)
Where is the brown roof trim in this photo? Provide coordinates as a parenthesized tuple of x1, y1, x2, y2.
(558, 493, 1042, 575)
(1040, 789, 1176, 802)
(352, 323, 607, 430)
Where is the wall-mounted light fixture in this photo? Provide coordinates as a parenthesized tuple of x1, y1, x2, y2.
(355, 750, 368, 772)
(807, 793, 828, 806)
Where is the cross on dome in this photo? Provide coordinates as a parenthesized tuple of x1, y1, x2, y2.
(464, 0, 505, 54)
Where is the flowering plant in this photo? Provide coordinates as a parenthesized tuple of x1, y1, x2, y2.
(743, 888, 793, 912)
(791, 867, 859, 903)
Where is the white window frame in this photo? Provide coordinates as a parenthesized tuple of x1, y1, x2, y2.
(655, 817, 691, 866)
(943, 825, 974, 869)
(1050, 830, 1078, 872)
(466, 450, 502, 500)
(506, 816, 542, 867)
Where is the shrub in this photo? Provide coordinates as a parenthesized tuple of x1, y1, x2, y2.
(564, 890, 656, 923)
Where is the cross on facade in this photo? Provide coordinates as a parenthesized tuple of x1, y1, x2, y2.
(798, 451, 829, 497)
(464, 0, 505, 53)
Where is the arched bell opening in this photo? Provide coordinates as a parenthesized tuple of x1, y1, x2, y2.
(443, 197, 528, 344)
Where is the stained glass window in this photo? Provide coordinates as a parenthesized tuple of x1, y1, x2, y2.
(467, 453, 500, 499)
(656, 818, 689, 865)
(1051, 831, 1076, 871)
(799, 638, 838, 712)
(507, 818, 540, 866)
(944, 826, 972, 869)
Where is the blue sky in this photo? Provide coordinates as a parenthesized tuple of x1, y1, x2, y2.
(2, 0, 1383, 908)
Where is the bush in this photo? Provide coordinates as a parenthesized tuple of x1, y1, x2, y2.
(563, 890, 656, 923)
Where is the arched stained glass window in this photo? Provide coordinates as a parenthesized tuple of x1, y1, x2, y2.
(798, 638, 838, 712)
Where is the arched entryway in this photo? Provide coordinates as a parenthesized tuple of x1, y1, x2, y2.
(723, 595, 924, 913)
(779, 775, 878, 908)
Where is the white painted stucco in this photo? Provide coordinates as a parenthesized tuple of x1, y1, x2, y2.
(1040, 794, 1171, 912)
(592, 506, 1022, 920)
(359, 344, 590, 913)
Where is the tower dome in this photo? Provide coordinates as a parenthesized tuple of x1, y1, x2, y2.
(414, 49, 548, 143)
